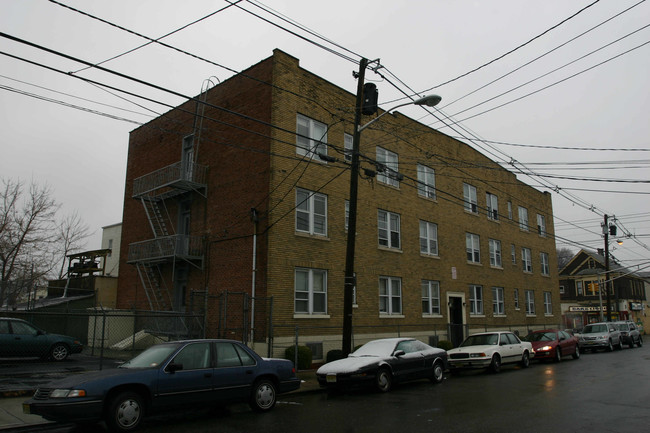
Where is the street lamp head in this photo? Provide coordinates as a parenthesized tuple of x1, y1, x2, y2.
(414, 94, 442, 107)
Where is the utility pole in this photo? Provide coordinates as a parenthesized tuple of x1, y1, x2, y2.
(342, 57, 368, 356)
(603, 214, 611, 322)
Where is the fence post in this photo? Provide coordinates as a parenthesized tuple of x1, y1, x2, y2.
(99, 308, 106, 371)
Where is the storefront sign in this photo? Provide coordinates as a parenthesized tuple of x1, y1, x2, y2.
(630, 303, 643, 311)
(569, 306, 606, 312)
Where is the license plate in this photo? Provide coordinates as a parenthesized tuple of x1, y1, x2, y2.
(326, 374, 337, 383)
(22, 404, 31, 415)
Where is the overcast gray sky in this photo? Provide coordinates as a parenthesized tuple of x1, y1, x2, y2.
(1, 0, 649, 269)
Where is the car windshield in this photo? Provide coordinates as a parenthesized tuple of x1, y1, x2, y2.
(525, 332, 556, 342)
(616, 324, 628, 331)
(583, 324, 607, 334)
(460, 334, 498, 347)
(119, 343, 182, 368)
(351, 340, 398, 357)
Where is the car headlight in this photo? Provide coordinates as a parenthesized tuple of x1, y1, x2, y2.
(539, 345, 553, 352)
(469, 353, 486, 358)
(50, 389, 86, 398)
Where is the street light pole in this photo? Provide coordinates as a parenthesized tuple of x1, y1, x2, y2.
(604, 214, 611, 322)
(341, 59, 442, 354)
(341, 58, 368, 356)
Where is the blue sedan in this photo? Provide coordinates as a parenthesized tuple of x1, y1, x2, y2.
(23, 339, 300, 432)
(0, 317, 83, 361)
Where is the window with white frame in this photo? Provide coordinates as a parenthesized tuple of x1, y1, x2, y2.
(376, 147, 400, 187)
(522, 247, 532, 272)
(344, 133, 353, 162)
(537, 214, 547, 237)
(295, 268, 327, 315)
(378, 210, 401, 249)
(463, 183, 478, 213)
(559, 285, 565, 295)
(525, 290, 535, 315)
(417, 164, 436, 199)
(419, 220, 438, 256)
(540, 252, 550, 275)
(344, 200, 349, 231)
(518, 206, 529, 231)
(492, 287, 505, 315)
(489, 239, 502, 268)
(511, 244, 517, 264)
(514, 288, 520, 309)
(507, 201, 513, 220)
(296, 189, 327, 236)
(544, 291, 552, 315)
(466, 233, 480, 263)
(379, 276, 402, 315)
(470, 285, 483, 315)
(577, 281, 583, 296)
(486, 192, 499, 220)
(296, 114, 327, 158)
(422, 280, 441, 315)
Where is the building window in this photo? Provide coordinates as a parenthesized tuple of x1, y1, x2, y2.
(379, 276, 402, 315)
(525, 290, 535, 315)
(378, 210, 401, 249)
(489, 239, 502, 268)
(422, 280, 441, 315)
(511, 244, 516, 264)
(417, 164, 436, 199)
(466, 233, 480, 263)
(577, 281, 583, 296)
(522, 247, 532, 272)
(376, 147, 400, 187)
(107, 239, 113, 257)
(507, 201, 513, 220)
(463, 183, 478, 214)
(470, 285, 483, 315)
(295, 268, 327, 314)
(518, 206, 529, 231)
(419, 220, 438, 256)
(540, 252, 550, 276)
(344, 200, 349, 231)
(344, 133, 353, 162)
(486, 192, 499, 220)
(296, 189, 327, 236)
(559, 285, 565, 295)
(296, 114, 327, 158)
(514, 288, 520, 310)
(492, 287, 505, 315)
(537, 214, 546, 237)
(544, 292, 552, 315)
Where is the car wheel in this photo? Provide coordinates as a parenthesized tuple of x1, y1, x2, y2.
(572, 345, 580, 360)
(616, 340, 623, 350)
(50, 343, 69, 361)
(430, 360, 444, 384)
(489, 354, 501, 373)
(106, 391, 144, 433)
(521, 351, 530, 368)
(638, 336, 643, 347)
(249, 379, 277, 412)
(375, 368, 392, 392)
(629, 340, 635, 349)
(554, 347, 561, 363)
(607, 340, 614, 352)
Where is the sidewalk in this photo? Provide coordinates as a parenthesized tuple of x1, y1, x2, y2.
(0, 369, 321, 431)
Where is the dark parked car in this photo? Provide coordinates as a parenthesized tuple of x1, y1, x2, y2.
(0, 317, 83, 361)
(316, 338, 448, 392)
(524, 329, 580, 362)
(23, 339, 300, 432)
(614, 320, 643, 348)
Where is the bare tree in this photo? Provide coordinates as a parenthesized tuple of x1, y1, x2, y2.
(56, 211, 92, 279)
(557, 247, 575, 271)
(0, 178, 59, 307)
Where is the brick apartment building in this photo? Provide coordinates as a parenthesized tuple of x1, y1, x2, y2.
(117, 49, 560, 358)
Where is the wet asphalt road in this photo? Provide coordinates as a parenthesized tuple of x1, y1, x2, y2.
(4, 345, 650, 433)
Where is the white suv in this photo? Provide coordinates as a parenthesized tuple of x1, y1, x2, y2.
(578, 322, 622, 352)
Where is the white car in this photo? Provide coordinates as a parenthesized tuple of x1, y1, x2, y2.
(447, 331, 534, 373)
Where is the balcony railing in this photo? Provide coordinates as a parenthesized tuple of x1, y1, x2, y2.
(127, 235, 203, 263)
(132, 161, 208, 198)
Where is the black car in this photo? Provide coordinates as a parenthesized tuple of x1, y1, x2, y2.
(614, 320, 643, 348)
(23, 339, 300, 432)
(315, 337, 448, 392)
(0, 317, 83, 361)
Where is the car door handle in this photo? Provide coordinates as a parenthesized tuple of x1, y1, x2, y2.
(204, 373, 212, 378)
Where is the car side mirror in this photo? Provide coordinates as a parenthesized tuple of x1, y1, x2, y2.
(36, 330, 44, 336)
(167, 363, 183, 373)
(393, 350, 406, 357)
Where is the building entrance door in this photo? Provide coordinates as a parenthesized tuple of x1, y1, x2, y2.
(448, 296, 464, 348)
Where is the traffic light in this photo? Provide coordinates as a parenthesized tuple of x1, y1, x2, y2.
(609, 224, 617, 236)
(362, 83, 378, 115)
